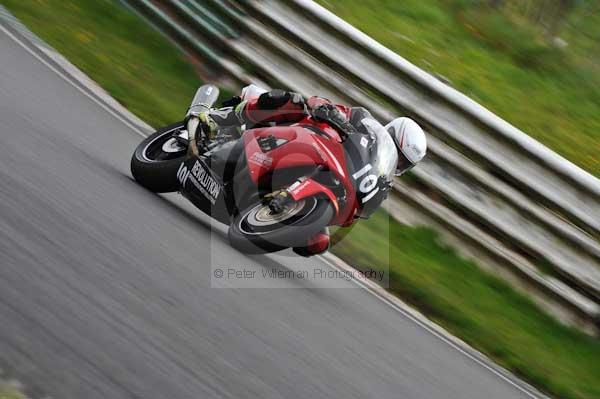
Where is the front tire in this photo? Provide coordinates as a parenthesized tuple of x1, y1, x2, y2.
(228, 196, 334, 253)
(131, 122, 187, 193)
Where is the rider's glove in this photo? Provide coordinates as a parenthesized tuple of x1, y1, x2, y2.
(311, 104, 357, 137)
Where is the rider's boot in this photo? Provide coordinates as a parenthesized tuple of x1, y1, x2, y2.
(198, 104, 246, 142)
(292, 227, 330, 257)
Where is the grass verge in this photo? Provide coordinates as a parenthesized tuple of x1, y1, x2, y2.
(0, 390, 24, 399)
(317, 0, 600, 176)
(331, 210, 600, 399)
(3, 1, 599, 398)
(2, 0, 211, 128)
(0, 384, 25, 399)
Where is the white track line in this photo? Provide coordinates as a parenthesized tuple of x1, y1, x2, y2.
(0, 21, 546, 399)
(320, 253, 544, 398)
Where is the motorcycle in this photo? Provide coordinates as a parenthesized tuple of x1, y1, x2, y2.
(131, 84, 400, 255)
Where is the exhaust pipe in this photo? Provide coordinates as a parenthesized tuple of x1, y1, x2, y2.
(186, 84, 220, 156)
(187, 84, 220, 117)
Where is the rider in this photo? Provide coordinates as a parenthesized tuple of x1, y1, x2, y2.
(195, 87, 427, 256)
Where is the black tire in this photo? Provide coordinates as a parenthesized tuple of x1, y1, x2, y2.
(131, 122, 187, 193)
(228, 196, 334, 253)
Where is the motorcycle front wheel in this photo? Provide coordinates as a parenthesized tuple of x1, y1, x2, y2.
(130, 122, 187, 193)
(228, 196, 334, 253)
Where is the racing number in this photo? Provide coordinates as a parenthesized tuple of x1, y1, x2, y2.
(353, 164, 379, 203)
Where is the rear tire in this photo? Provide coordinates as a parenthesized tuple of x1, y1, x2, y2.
(228, 196, 334, 253)
(131, 122, 187, 193)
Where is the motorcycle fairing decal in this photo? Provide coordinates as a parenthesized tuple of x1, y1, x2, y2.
(257, 136, 288, 152)
(178, 159, 222, 205)
(248, 151, 273, 168)
(360, 136, 369, 148)
(288, 178, 339, 215)
(352, 163, 380, 203)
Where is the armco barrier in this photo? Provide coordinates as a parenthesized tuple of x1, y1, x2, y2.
(289, 0, 600, 198)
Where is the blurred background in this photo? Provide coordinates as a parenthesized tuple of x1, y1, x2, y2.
(1, 1, 599, 399)
(323, 0, 600, 176)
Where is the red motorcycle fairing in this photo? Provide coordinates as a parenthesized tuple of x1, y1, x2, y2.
(288, 178, 339, 215)
(241, 119, 358, 225)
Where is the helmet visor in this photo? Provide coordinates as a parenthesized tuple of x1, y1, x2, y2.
(395, 150, 415, 176)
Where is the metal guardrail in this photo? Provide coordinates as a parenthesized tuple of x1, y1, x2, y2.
(290, 0, 600, 198)
(124, 0, 265, 87)
(125, 0, 600, 334)
(284, 0, 600, 234)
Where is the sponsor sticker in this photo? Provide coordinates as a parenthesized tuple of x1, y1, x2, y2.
(360, 136, 369, 148)
(290, 179, 310, 197)
(177, 160, 221, 204)
(287, 180, 302, 192)
(248, 152, 273, 167)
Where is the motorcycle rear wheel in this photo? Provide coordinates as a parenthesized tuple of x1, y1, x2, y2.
(228, 196, 334, 253)
(131, 122, 187, 193)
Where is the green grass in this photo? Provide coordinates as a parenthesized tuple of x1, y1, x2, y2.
(1, 0, 210, 128)
(317, 0, 600, 176)
(331, 210, 600, 399)
(0, 384, 25, 399)
(0, 391, 24, 399)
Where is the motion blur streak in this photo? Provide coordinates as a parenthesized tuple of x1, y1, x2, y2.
(0, 24, 534, 399)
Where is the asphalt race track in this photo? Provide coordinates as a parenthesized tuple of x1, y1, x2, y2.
(0, 26, 536, 399)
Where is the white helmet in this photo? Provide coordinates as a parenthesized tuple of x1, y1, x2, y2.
(385, 117, 427, 176)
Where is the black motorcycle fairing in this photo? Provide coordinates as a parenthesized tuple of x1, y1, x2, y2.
(180, 138, 261, 221)
(178, 154, 230, 224)
(219, 139, 263, 217)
